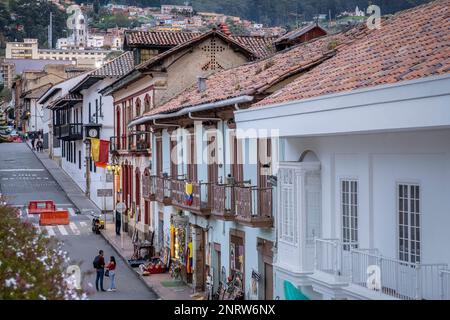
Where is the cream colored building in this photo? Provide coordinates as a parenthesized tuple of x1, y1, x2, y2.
(6, 39, 110, 69)
(6, 39, 39, 59)
(38, 49, 109, 68)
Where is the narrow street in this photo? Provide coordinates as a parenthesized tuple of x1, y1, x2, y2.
(0, 142, 158, 300)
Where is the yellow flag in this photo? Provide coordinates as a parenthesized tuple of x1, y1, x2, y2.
(90, 138, 100, 162)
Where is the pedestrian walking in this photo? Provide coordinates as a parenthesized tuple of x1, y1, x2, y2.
(36, 139, 43, 152)
(93, 250, 106, 292)
(115, 210, 121, 235)
(106, 256, 117, 292)
(31, 136, 36, 151)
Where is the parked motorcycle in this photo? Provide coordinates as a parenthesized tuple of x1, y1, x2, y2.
(90, 212, 105, 234)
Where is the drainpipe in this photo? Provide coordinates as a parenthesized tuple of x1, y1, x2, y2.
(152, 119, 180, 128)
(187, 112, 221, 122)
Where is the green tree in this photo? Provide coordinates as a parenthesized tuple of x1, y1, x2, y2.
(0, 203, 86, 300)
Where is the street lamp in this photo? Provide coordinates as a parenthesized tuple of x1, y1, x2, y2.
(106, 163, 121, 176)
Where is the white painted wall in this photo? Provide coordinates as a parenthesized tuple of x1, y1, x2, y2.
(59, 79, 115, 211)
(272, 129, 450, 299)
(151, 123, 276, 299)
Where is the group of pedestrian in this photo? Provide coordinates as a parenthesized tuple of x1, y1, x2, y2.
(30, 132, 43, 152)
(93, 250, 117, 292)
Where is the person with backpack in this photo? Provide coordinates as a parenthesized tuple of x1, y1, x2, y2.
(105, 256, 117, 292)
(93, 250, 106, 292)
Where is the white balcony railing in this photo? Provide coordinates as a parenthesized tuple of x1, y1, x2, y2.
(314, 238, 449, 300)
(314, 238, 359, 280)
(440, 270, 450, 300)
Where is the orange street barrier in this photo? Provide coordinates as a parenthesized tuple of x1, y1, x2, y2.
(28, 200, 56, 214)
(39, 210, 70, 226)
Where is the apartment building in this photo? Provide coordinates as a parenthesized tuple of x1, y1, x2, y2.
(5, 39, 110, 69)
(5, 39, 39, 59)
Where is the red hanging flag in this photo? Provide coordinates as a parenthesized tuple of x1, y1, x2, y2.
(95, 140, 109, 168)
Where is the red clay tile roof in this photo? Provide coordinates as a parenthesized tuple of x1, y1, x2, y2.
(255, 0, 450, 107)
(49, 93, 83, 109)
(125, 30, 203, 48)
(91, 51, 134, 77)
(141, 24, 369, 117)
(125, 30, 277, 58)
(230, 35, 277, 58)
(22, 83, 53, 100)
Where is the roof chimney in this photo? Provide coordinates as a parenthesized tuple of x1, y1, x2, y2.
(197, 76, 207, 93)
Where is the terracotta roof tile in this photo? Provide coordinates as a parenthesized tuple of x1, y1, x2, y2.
(91, 51, 134, 77)
(49, 93, 82, 109)
(125, 30, 202, 47)
(230, 35, 277, 58)
(141, 24, 368, 117)
(255, 0, 450, 107)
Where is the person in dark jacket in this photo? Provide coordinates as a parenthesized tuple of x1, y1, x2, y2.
(94, 250, 106, 292)
(115, 210, 121, 235)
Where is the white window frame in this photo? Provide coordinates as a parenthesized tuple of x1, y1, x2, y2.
(397, 182, 421, 264)
(340, 178, 359, 250)
(279, 167, 296, 244)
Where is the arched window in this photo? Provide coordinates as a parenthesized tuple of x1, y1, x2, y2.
(116, 106, 121, 149)
(144, 94, 151, 113)
(142, 168, 150, 226)
(135, 167, 141, 222)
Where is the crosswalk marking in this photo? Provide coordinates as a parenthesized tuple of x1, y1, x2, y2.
(69, 222, 80, 235)
(57, 225, 68, 236)
(68, 207, 76, 217)
(46, 226, 56, 236)
(80, 221, 87, 227)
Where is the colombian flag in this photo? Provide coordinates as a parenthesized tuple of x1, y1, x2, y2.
(185, 182, 193, 206)
(90, 138, 109, 168)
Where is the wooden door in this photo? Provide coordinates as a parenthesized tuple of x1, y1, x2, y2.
(264, 263, 273, 300)
(194, 226, 205, 291)
(144, 200, 150, 225)
(187, 130, 197, 182)
(213, 243, 221, 293)
(257, 138, 272, 215)
(207, 130, 218, 206)
(156, 134, 162, 176)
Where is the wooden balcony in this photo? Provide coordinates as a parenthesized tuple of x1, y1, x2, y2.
(171, 179, 211, 217)
(155, 176, 171, 205)
(234, 186, 273, 228)
(211, 184, 235, 221)
(142, 175, 156, 201)
(128, 132, 151, 154)
(57, 123, 83, 141)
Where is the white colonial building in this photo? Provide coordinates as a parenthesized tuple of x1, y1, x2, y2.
(235, 74, 450, 300)
(40, 52, 134, 211)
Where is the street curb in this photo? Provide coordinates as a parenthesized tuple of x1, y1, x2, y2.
(99, 230, 162, 299)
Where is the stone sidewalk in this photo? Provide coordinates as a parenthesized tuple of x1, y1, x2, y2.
(101, 223, 203, 300)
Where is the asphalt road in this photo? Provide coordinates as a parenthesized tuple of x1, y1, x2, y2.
(0, 142, 157, 300)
